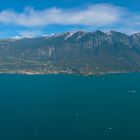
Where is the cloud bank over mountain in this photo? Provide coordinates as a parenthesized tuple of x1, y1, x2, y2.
(0, 3, 140, 38)
(0, 4, 122, 27)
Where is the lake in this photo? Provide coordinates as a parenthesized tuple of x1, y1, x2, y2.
(0, 73, 140, 140)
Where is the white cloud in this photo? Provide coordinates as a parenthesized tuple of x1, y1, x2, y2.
(0, 4, 140, 34)
(13, 30, 42, 39)
(0, 4, 123, 27)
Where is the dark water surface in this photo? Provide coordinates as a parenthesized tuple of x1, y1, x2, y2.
(0, 73, 140, 140)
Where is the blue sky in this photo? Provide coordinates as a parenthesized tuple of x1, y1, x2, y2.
(0, 0, 140, 38)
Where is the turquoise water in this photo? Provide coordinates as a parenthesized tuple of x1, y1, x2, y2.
(0, 73, 140, 140)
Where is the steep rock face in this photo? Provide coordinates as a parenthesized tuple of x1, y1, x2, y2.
(0, 30, 140, 74)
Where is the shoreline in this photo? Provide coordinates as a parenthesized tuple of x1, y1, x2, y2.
(0, 70, 138, 77)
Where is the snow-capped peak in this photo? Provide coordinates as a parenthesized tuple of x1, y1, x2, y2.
(64, 32, 75, 40)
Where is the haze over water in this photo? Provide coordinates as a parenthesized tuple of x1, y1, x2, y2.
(0, 73, 140, 140)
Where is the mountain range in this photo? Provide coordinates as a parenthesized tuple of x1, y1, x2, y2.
(1, 30, 140, 75)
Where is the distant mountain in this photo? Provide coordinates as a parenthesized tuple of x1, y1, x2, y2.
(1, 30, 140, 75)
